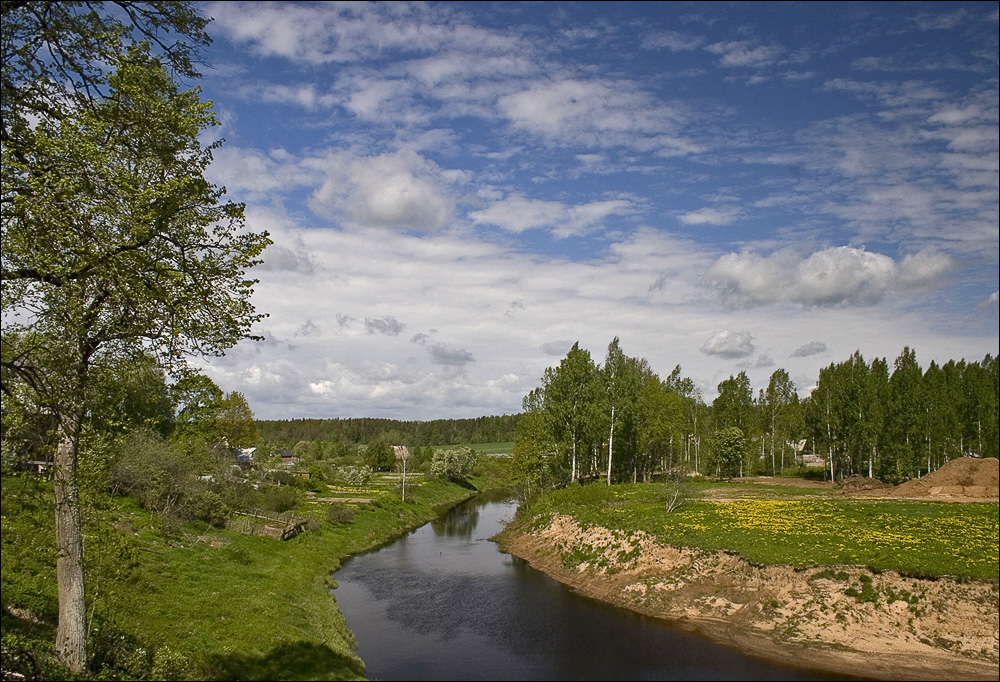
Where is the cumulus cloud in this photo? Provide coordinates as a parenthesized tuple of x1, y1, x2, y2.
(791, 341, 829, 358)
(470, 194, 631, 237)
(701, 330, 756, 359)
(677, 207, 740, 226)
(294, 320, 321, 337)
(427, 342, 475, 366)
(705, 246, 953, 307)
(310, 150, 454, 230)
(257, 244, 317, 275)
(977, 291, 999, 316)
(365, 316, 407, 336)
(497, 78, 698, 155)
(541, 340, 574, 357)
(209, 146, 316, 197)
(896, 248, 954, 288)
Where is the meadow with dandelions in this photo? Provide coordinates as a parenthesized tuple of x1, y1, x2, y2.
(525, 481, 999, 579)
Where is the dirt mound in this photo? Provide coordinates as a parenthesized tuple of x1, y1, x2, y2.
(891, 457, 999, 499)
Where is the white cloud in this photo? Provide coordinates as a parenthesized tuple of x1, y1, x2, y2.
(365, 316, 407, 336)
(896, 248, 954, 288)
(791, 341, 828, 358)
(641, 30, 704, 52)
(497, 79, 697, 154)
(310, 150, 454, 230)
(705, 246, 951, 308)
(977, 291, 999, 317)
(208, 146, 316, 197)
(705, 41, 783, 68)
(469, 194, 632, 238)
(541, 340, 575, 357)
(677, 207, 740, 226)
(701, 330, 756, 359)
(427, 342, 475, 367)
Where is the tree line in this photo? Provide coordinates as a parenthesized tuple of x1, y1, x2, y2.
(808, 348, 998, 481)
(512, 338, 999, 493)
(257, 414, 519, 448)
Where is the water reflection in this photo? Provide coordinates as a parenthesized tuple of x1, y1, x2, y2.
(334, 494, 842, 681)
(431, 503, 479, 538)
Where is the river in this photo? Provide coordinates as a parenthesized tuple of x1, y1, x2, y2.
(332, 491, 842, 681)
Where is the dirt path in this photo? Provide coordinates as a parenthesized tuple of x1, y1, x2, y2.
(501, 514, 999, 681)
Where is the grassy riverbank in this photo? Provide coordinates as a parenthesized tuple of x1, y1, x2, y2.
(1, 473, 480, 680)
(505, 479, 998, 579)
(496, 478, 999, 681)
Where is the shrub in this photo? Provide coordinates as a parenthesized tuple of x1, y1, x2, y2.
(326, 502, 355, 524)
(430, 446, 477, 481)
(189, 489, 229, 527)
(336, 465, 373, 486)
(258, 484, 298, 513)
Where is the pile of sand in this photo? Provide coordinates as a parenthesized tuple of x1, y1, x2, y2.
(891, 457, 999, 499)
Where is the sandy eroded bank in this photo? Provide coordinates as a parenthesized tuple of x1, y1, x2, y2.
(500, 513, 999, 681)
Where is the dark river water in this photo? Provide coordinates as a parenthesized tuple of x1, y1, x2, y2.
(332, 491, 843, 681)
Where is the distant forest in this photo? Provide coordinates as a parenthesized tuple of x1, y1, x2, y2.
(257, 414, 520, 447)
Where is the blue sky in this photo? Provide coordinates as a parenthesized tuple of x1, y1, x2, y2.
(193, 1, 999, 420)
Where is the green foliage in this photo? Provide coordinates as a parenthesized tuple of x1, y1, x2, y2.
(844, 575, 879, 605)
(170, 373, 225, 444)
(336, 465, 374, 487)
(217, 391, 259, 449)
(362, 439, 395, 471)
(511, 410, 557, 497)
(708, 426, 747, 478)
(258, 485, 299, 514)
(326, 502, 356, 525)
(2, 469, 477, 680)
(806, 349, 998, 482)
(430, 446, 478, 482)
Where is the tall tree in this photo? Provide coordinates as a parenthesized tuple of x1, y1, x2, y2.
(637, 371, 684, 478)
(543, 342, 602, 483)
(714, 372, 755, 433)
(760, 368, 797, 475)
(887, 347, 924, 478)
(713, 372, 756, 475)
(218, 391, 259, 450)
(602, 338, 641, 484)
(1, 26, 268, 671)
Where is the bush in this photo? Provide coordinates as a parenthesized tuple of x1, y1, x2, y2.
(326, 502, 355, 524)
(189, 489, 229, 527)
(336, 465, 373, 486)
(430, 446, 477, 481)
(258, 484, 299, 513)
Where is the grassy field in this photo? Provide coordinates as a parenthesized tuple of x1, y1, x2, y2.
(516, 480, 999, 580)
(1, 473, 479, 680)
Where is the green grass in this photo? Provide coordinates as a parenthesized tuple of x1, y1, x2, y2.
(1, 474, 478, 680)
(467, 442, 514, 455)
(512, 481, 999, 580)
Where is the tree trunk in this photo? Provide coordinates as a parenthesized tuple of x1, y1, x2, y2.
(606, 406, 615, 485)
(571, 437, 577, 483)
(54, 406, 87, 672)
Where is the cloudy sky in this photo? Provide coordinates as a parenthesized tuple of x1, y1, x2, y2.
(193, 1, 999, 420)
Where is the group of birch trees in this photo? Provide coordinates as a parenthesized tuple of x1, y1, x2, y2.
(513, 339, 998, 492)
(807, 348, 998, 481)
(512, 338, 710, 493)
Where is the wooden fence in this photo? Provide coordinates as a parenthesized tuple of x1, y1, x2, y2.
(228, 510, 311, 540)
